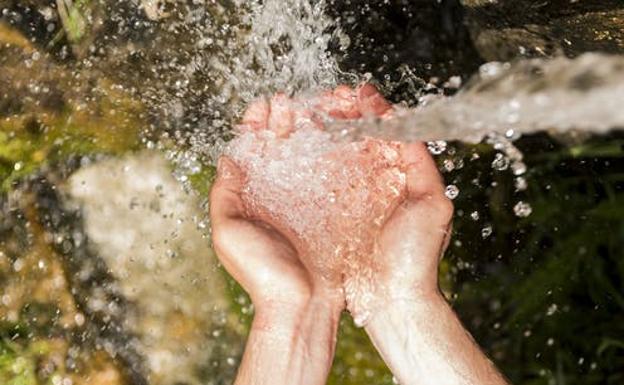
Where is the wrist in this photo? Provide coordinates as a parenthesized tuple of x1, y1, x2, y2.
(253, 293, 342, 333)
(242, 292, 342, 385)
(347, 278, 443, 327)
(366, 285, 445, 322)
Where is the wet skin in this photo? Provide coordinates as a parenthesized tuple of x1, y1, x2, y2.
(210, 84, 509, 385)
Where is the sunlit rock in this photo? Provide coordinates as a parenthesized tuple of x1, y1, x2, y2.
(66, 152, 236, 385)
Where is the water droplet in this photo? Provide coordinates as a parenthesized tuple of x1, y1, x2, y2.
(74, 313, 85, 327)
(481, 225, 493, 239)
(514, 201, 532, 217)
(443, 159, 455, 172)
(470, 211, 480, 221)
(444, 185, 459, 200)
(427, 140, 447, 155)
(515, 176, 528, 191)
(491, 153, 509, 171)
(511, 161, 527, 176)
(546, 303, 558, 316)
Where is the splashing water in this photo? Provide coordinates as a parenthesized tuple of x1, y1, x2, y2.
(166, 0, 346, 174)
(214, 8, 624, 327)
(327, 53, 624, 144)
(224, 0, 342, 102)
(227, 126, 406, 326)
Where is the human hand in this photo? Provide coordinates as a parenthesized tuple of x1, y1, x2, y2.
(210, 157, 319, 310)
(231, 83, 395, 296)
(227, 84, 452, 325)
(346, 141, 454, 318)
(210, 154, 342, 385)
(210, 84, 391, 314)
(209, 85, 393, 385)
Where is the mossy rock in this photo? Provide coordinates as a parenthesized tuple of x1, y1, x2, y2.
(0, 23, 146, 191)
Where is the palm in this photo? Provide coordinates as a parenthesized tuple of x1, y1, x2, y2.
(210, 158, 312, 306)
(376, 142, 453, 294)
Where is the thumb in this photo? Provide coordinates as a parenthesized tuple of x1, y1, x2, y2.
(401, 142, 445, 200)
(356, 83, 392, 117)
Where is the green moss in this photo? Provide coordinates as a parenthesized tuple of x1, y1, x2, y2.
(0, 338, 47, 385)
(0, 85, 145, 191)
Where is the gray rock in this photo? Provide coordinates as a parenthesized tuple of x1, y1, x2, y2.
(461, 0, 624, 61)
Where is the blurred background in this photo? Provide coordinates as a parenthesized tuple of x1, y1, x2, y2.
(1, 1, 623, 384)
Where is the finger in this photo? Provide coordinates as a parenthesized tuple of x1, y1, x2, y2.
(356, 83, 392, 117)
(268, 93, 295, 137)
(401, 142, 446, 200)
(240, 97, 270, 132)
(209, 156, 246, 224)
(332, 85, 361, 119)
(292, 100, 322, 130)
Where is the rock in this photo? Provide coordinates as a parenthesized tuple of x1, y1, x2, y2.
(65, 152, 241, 385)
(0, 22, 144, 191)
(461, 0, 624, 61)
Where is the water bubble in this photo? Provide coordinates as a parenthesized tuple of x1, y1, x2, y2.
(505, 128, 515, 138)
(546, 303, 558, 316)
(511, 161, 527, 176)
(515, 176, 528, 191)
(481, 225, 493, 239)
(470, 211, 480, 221)
(74, 313, 85, 327)
(444, 185, 459, 200)
(427, 140, 447, 155)
(491, 153, 509, 171)
(443, 159, 455, 172)
(514, 201, 533, 217)
(13, 258, 24, 272)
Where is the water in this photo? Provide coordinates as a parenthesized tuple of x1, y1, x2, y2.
(326, 53, 624, 144)
(2, 1, 624, 384)
(227, 126, 406, 326)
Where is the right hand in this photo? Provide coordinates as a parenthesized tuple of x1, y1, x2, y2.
(374, 142, 454, 300)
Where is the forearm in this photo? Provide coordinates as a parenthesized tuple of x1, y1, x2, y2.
(365, 291, 508, 385)
(234, 297, 341, 385)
